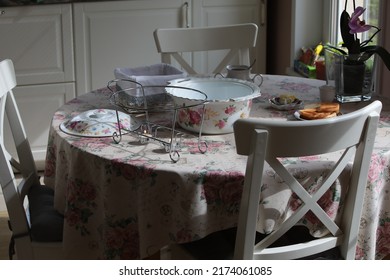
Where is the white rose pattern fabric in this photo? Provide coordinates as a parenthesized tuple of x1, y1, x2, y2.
(44, 75, 390, 259)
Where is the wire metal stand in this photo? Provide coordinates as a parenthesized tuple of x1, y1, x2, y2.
(108, 79, 208, 163)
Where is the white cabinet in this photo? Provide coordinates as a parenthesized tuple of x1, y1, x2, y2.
(73, 0, 190, 95)
(0, 4, 75, 169)
(11, 84, 75, 170)
(73, 0, 266, 94)
(0, 4, 74, 85)
(192, 0, 266, 74)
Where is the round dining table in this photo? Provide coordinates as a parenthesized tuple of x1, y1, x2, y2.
(43, 74, 390, 260)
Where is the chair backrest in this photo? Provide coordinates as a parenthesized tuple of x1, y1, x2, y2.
(153, 23, 258, 74)
(0, 59, 63, 259)
(233, 100, 382, 260)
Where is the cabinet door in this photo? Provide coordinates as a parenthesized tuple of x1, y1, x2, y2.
(74, 0, 190, 95)
(4, 83, 75, 170)
(192, 0, 266, 74)
(0, 4, 74, 85)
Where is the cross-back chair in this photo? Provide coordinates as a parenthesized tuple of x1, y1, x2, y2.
(153, 23, 258, 75)
(0, 59, 64, 259)
(233, 100, 382, 259)
(162, 100, 382, 260)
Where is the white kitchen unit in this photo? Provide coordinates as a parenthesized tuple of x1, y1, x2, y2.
(192, 0, 266, 74)
(73, 0, 191, 95)
(0, 4, 75, 169)
(74, 0, 266, 94)
(10, 84, 75, 170)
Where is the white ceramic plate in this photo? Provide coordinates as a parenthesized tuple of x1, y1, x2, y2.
(293, 111, 307, 121)
(60, 109, 140, 137)
(294, 110, 341, 121)
(269, 97, 303, 111)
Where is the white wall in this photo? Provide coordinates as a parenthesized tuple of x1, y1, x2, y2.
(290, 0, 324, 66)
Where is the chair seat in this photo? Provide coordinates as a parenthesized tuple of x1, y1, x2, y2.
(28, 184, 64, 242)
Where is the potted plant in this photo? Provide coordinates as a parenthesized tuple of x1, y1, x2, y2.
(325, 0, 390, 102)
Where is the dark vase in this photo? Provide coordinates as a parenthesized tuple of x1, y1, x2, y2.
(325, 49, 375, 103)
(336, 63, 365, 95)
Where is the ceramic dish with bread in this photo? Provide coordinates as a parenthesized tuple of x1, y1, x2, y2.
(294, 103, 340, 120)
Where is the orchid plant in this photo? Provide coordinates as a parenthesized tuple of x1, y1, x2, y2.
(326, 0, 390, 70)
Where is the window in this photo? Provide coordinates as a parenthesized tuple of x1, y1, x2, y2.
(289, 0, 383, 77)
(330, 0, 380, 47)
(330, 0, 381, 91)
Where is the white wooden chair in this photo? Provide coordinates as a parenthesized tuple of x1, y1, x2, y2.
(233, 100, 382, 259)
(0, 59, 64, 260)
(153, 23, 258, 75)
(162, 100, 382, 260)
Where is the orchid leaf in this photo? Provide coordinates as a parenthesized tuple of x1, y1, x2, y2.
(325, 44, 347, 55)
(328, 5, 390, 73)
(361, 45, 390, 71)
(340, 10, 356, 52)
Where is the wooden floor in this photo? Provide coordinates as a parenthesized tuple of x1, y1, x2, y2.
(0, 209, 389, 260)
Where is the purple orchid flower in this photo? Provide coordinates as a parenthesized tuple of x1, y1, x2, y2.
(348, 6, 372, 34)
(331, 1, 390, 71)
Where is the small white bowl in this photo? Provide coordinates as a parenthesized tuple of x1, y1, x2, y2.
(269, 97, 303, 111)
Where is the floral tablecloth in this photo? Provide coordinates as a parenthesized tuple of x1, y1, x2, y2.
(44, 75, 390, 260)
